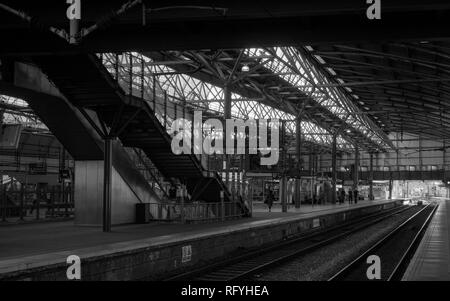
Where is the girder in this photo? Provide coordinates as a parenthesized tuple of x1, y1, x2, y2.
(1, 1, 450, 54)
(101, 52, 357, 152)
(310, 41, 450, 141)
(140, 49, 392, 152)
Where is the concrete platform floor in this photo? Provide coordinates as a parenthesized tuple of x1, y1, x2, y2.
(251, 200, 376, 214)
(403, 198, 450, 281)
(0, 199, 399, 262)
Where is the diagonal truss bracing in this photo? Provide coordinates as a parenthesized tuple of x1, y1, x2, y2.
(244, 47, 394, 151)
(100, 52, 355, 152)
(0, 95, 47, 130)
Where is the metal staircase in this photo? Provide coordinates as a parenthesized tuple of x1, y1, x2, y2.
(127, 147, 171, 200)
(31, 54, 250, 217)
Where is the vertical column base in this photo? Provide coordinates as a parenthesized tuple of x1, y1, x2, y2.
(294, 178, 301, 208)
(388, 179, 393, 200)
(103, 137, 113, 232)
(280, 177, 288, 213)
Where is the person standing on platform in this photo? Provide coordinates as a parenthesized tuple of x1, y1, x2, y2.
(265, 189, 274, 212)
(348, 188, 353, 204)
(340, 189, 346, 204)
(354, 188, 359, 204)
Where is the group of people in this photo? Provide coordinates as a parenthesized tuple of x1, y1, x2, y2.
(260, 186, 362, 212)
(338, 188, 359, 204)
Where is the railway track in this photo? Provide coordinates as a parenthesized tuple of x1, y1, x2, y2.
(329, 202, 438, 281)
(165, 204, 416, 281)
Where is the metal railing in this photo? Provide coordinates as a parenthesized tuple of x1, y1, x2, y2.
(98, 53, 249, 215)
(127, 147, 171, 200)
(0, 185, 74, 223)
(146, 201, 245, 222)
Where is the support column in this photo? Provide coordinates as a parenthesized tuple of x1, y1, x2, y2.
(231, 171, 236, 200)
(280, 177, 287, 213)
(220, 191, 225, 221)
(60, 147, 67, 216)
(239, 154, 244, 197)
(419, 134, 423, 180)
(247, 178, 253, 217)
(152, 75, 156, 110)
(295, 118, 302, 170)
(354, 145, 359, 191)
(182, 98, 187, 155)
(444, 140, 448, 180)
(396, 134, 400, 174)
(103, 137, 113, 232)
(281, 121, 287, 213)
(315, 153, 319, 175)
(369, 153, 374, 200)
(406, 181, 409, 198)
(224, 84, 232, 191)
(388, 178, 393, 200)
(295, 117, 302, 208)
(309, 148, 314, 199)
(69, 18, 80, 44)
(181, 184, 186, 223)
(164, 91, 168, 129)
(331, 134, 337, 204)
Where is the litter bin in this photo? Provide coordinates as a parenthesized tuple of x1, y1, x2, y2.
(136, 203, 151, 223)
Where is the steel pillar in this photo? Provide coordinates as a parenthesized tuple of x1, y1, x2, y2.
(309, 148, 314, 199)
(164, 91, 168, 129)
(388, 178, 393, 200)
(280, 177, 287, 213)
(224, 84, 232, 190)
(331, 134, 337, 203)
(69, 19, 80, 44)
(295, 118, 302, 208)
(152, 75, 156, 110)
(61, 147, 67, 216)
(103, 137, 113, 232)
(444, 140, 447, 178)
(220, 191, 225, 221)
(181, 185, 186, 223)
(354, 145, 359, 191)
(295, 117, 301, 170)
(295, 179, 301, 208)
(369, 153, 374, 200)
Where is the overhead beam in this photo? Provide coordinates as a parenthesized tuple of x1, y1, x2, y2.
(2, 2, 450, 55)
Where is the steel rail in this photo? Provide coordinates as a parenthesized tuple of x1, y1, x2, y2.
(328, 202, 438, 281)
(165, 204, 412, 281)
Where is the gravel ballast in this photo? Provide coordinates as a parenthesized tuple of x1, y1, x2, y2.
(250, 205, 423, 281)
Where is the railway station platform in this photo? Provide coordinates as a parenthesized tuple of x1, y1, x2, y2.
(403, 198, 450, 281)
(0, 199, 404, 281)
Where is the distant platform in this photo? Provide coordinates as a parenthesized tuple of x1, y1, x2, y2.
(0, 199, 403, 280)
(251, 199, 387, 215)
(403, 198, 450, 281)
